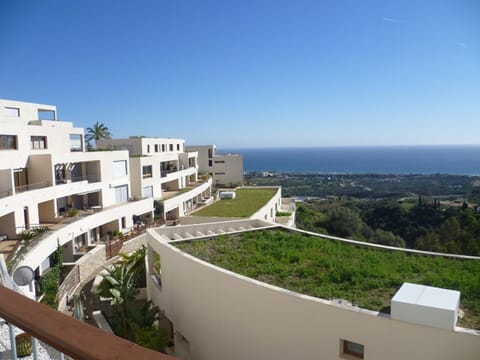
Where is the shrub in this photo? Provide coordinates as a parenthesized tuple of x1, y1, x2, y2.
(135, 326, 169, 351)
(67, 208, 79, 217)
(39, 266, 60, 308)
(39, 244, 63, 308)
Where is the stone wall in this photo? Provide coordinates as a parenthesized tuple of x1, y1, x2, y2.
(57, 234, 147, 311)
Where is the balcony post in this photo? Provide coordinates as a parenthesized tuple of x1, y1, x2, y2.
(8, 323, 17, 360)
(32, 337, 39, 360)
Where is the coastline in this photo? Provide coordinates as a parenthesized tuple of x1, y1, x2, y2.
(221, 146, 480, 175)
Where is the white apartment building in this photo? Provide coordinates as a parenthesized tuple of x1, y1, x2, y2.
(187, 145, 243, 187)
(98, 137, 212, 222)
(0, 99, 152, 283)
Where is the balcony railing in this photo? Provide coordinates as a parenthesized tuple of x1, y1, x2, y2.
(0, 188, 13, 199)
(161, 168, 178, 177)
(56, 175, 101, 185)
(0, 285, 176, 360)
(14, 181, 50, 193)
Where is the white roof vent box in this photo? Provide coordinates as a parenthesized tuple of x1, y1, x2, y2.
(391, 282, 460, 330)
(219, 191, 236, 200)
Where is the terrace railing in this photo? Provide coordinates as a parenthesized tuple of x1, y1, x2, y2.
(0, 189, 13, 199)
(14, 181, 50, 193)
(105, 219, 165, 259)
(0, 285, 176, 360)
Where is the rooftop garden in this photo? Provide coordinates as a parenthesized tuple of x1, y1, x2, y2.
(192, 188, 277, 217)
(175, 229, 480, 329)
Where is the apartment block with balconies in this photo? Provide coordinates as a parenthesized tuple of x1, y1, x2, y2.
(0, 99, 153, 287)
(98, 137, 212, 223)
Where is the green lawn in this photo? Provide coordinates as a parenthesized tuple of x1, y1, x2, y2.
(193, 188, 278, 217)
(175, 229, 480, 329)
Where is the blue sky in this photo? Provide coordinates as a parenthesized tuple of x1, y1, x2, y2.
(0, 1, 479, 148)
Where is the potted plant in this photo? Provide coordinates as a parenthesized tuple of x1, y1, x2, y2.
(67, 207, 79, 217)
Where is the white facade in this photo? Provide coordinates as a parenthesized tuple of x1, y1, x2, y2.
(146, 221, 480, 360)
(187, 145, 243, 187)
(99, 138, 212, 222)
(0, 99, 153, 282)
(249, 186, 282, 223)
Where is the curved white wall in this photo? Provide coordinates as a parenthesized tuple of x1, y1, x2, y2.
(163, 178, 212, 216)
(250, 186, 282, 223)
(147, 229, 480, 360)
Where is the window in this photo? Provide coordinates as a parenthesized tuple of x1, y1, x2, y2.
(176, 144, 180, 151)
(143, 186, 153, 198)
(151, 250, 161, 285)
(169, 144, 173, 151)
(147, 144, 150, 153)
(55, 165, 66, 184)
(114, 185, 128, 204)
(5, 107, 20, 117)
(113, 160, 128, 177)
(214, 160, 225, 164)
(0, 135, 17, 150)
(37, 109, 55, 120)
(142, 165, 153, 178)
(69, 134, 83, 151)
(208, 160, 212, 167)
(121, 217, 126, 229)
(154, 144, 159, 152)
(341, 340, 364, 359)
(208, 148, 213, 158)
(162, 144, 165, 152)
(31, 136, 47, 149)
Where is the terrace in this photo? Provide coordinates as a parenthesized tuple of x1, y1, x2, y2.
(161, 181, 207, 201)
(192, 188, 278, 218)
(174, 228, 480, 330)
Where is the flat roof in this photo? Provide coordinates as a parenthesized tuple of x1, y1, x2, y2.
(192, 188, 278, 218)
(173, 227, 480, 329)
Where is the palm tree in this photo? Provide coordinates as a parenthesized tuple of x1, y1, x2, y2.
(119, 245, 147, 287)
(96, 246, 150, 339)
(97, 263, 138, 338)
(85, 121, 112, 148)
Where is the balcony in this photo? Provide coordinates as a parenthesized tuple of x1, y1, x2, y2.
(0, 285, 175, 360)
(55, 175, 100, 185)
(0, 188, 13, 199)
(160, 167, 178, 177)
(55, 161, 102, 185)
(14, 181, 51, 194)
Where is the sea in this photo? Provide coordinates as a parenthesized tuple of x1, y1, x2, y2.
(219, 146, 480, 175)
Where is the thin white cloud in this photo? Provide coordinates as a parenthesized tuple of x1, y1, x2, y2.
(382, 17, 401, 23)
(456, 42, 467, 48)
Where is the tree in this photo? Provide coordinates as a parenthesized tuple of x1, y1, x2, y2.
(371, 229, 406, 248)
(85, 121, 112, 148)
(119, 245, 147, 287)
(97, 263, 138, 338)
(325, 207, 365, 239)
(96, 246, 160, 340)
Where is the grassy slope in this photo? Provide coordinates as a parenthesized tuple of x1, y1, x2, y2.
(176, 229, 480, 329)
(193, 188, 278, 217)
